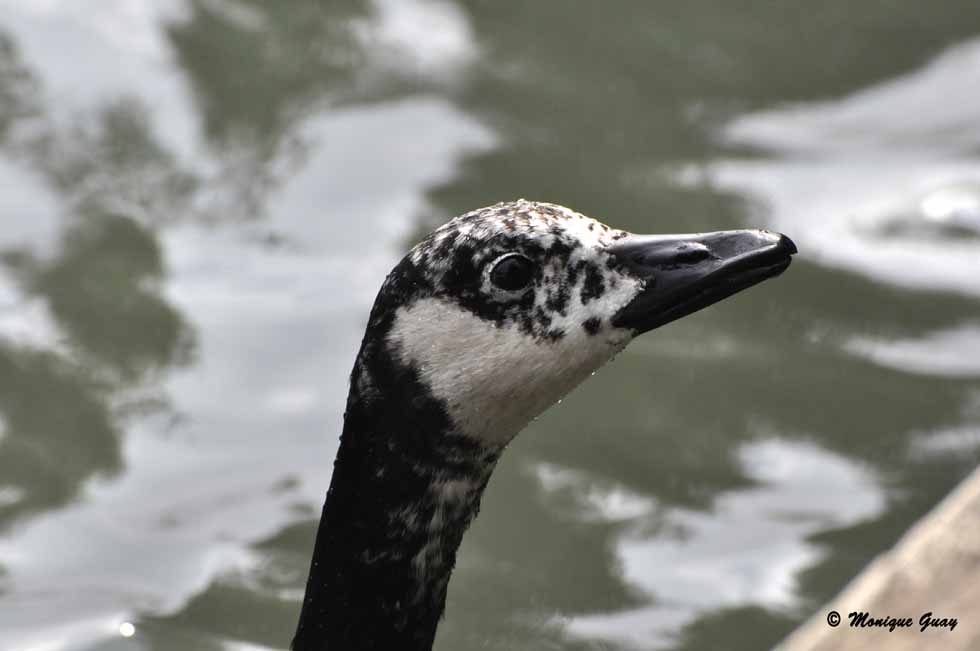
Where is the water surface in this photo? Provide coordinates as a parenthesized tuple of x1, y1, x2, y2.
(1, 2, 979, 650)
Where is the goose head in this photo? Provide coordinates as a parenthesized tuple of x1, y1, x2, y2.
(373, 199, 795, 446)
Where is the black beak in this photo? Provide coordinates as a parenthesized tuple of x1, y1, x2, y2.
(609, 229, 797, 334)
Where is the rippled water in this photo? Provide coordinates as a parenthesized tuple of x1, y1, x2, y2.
(1, 3, 979, 650)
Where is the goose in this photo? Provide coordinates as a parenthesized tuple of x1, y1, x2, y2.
(292, 200, 796, 650)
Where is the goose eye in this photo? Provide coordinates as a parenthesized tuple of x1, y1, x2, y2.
(489, 254, 535, 291)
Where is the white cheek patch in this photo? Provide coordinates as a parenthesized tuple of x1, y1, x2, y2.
(388, 295, 639, 444)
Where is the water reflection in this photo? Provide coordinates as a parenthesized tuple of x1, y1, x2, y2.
(0, 1, 979, 650)
(562, 440, 884, 648)
(165, 0, 372, 218)
(847, 325, 980, 378)
(0, 345, 121, 528)
(0, 31, 38, 140)
(14, 212, 192, 378)
(0, 31, 193, 537)
(714, 37, 980, 297)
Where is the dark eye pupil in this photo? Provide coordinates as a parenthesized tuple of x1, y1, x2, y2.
(490, 256, 534, 291)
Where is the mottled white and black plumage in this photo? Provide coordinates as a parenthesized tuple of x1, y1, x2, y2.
(292, 200, 796, 651)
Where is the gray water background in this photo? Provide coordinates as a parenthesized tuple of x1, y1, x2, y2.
(1, 2, 980, 650)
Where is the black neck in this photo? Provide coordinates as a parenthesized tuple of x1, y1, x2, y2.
(292, 347, 501, 651)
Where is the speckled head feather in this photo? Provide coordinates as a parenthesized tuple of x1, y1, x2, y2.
(407, 199, 636, 339)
